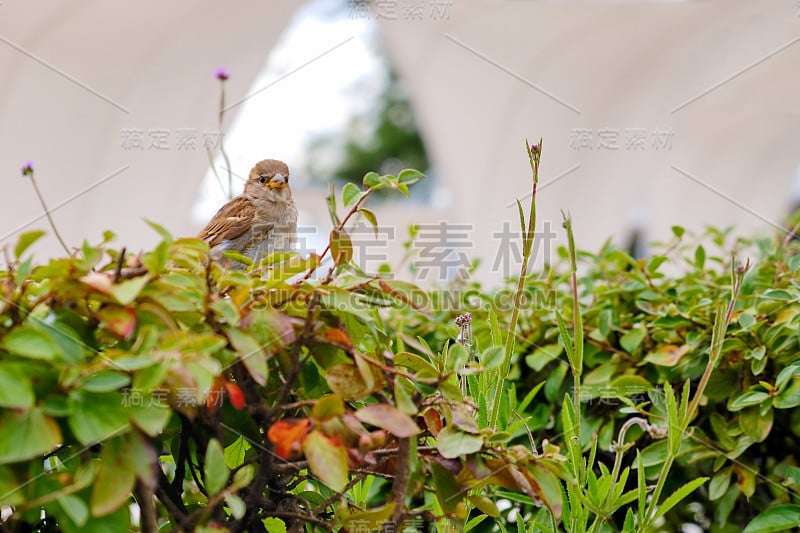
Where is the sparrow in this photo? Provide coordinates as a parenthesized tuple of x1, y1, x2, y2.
(199, 159, 298, 266)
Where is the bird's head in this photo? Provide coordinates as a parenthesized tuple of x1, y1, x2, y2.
(246, 159, 292, 201)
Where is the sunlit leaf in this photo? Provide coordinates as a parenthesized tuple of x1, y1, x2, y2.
(303, 429, 348, 492)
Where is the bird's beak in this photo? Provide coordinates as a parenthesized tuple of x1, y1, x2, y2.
(268, 174, 287, 189)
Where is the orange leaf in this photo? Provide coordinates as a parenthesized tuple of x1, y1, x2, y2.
(324, 328, 352, 348)
(206, 377, 224, 412)
(267, 418, 312, 459)
(223, 381, 246, 410)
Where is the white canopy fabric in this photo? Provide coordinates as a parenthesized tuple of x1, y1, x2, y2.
(0, 0, 303, 253)
(1, 0, 798, 278)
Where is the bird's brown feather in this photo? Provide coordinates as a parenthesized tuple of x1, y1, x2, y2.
(198, 196, 256, 247)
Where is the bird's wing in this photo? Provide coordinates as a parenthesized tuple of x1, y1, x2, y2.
(198, 196, 256, 247)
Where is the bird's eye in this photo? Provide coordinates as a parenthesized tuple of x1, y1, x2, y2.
(257, 176, 267, 184)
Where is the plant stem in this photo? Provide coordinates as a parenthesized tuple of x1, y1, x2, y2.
(300, 187, 374, 282)
(642, 262, 746, 530)
(562, 213, 583, 436)
(29, 172, 70, 255)
(218, 83, 235, 200)
(489, 139, 541, 429)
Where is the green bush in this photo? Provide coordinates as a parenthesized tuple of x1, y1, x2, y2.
(2, 149, 799, 533)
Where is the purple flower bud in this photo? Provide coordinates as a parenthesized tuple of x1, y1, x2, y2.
(454, 313, 472, 327)
(214, 66, 230, 81)
(21, 160, 34, 176)
(530, 143, 540, 153)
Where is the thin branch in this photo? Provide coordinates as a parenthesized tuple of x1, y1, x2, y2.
(388, 437, 411, 526)
(28, 170, 70, 255)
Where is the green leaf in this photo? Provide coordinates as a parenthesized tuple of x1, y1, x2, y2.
(394, 376, 418, 415)
(729, 390, 770, 411)
(436, 425, 483, 458)
(303, 429, 348, 492)
(468, 494, 500, 517)
(653, 477, 708, 521)
(0, 466, 23, 505)
(480, 345, 505, 370)
(525, 344, 563, 372)
(340, 503, 398, 531)
(774, 377, 800, 409)
(263, 517, 287, 533)
(342, 182, 362, 207)
(620, 326, 646, 354)
(142, 240, 170, 274)
(430, 459, 461, 514)
(0, 407, 62, 464)
(312, 394, 345, 421)
(225, 437, 249, 469)
(110, 275, 150, 305)
(225, 327, 268, 386)
(643, 344, 689, 367)
(0, 364, 35, 408)
(398, 168, 424, 185)
(128, 401, 172, 437)
(359, 207, 379, 238)
(14, 230, 46, 258)
(742, 505, 800, 533)
(1, 325, 60, 360)
(91, 436, 136, 516)
(671, 225, 685, 238)
(205, 438, 229, 495)
(226, 494, 246, 519)
(330, 229, 353, 266)
(709, 466, 732, 500)
(143, 218, 174, 244)
(67, 391, 129, 445)
(738, 312, 756, 330)
(59, 504, 130, 533)
(233, 464, 256, 488)
(363, 171, 381, 189)
(526, 463, 564, 522)
(58, 494, 89, 527)
(81, 371, 131, 392)
(775, 363, 800, 391)
(739, 406, 773, 442)
(555, 311, 574, 363)
(694, 245, 706, 269)
(222, 249, 254, 267)
(447, 342, 469, 372)
(355, 404, 420, 438)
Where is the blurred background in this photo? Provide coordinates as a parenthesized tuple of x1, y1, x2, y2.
(1, 0, 798, 283)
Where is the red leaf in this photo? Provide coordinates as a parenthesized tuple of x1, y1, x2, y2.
(423, 408, 443, 437)
(267, 418, 312, 459)
(223, 381, 245, 410)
